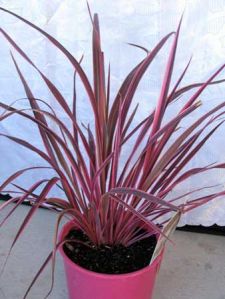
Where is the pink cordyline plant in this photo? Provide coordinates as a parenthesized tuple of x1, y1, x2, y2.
(1, 6, 225, 297)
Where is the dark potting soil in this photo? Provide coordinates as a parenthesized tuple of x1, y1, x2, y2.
(63, 229, 157, 274)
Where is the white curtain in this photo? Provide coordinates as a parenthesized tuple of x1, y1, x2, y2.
(0, 0, 225, 226)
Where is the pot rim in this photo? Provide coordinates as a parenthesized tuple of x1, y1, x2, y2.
(59, 220, 163, 279)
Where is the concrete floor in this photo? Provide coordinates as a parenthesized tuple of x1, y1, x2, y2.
(0, 204, 225, 299)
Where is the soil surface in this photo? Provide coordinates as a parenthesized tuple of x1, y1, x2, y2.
(63, 229, 157, 274)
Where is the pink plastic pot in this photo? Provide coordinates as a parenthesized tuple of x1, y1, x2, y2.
(59, 221, 164, 299)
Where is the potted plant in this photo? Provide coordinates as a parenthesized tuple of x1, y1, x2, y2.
(0, 6, 225, 299)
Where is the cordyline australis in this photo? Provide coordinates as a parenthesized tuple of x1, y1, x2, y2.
(0, 6, 225, 298)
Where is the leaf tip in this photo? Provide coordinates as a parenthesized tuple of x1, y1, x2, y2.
(195, 99, 202, 108)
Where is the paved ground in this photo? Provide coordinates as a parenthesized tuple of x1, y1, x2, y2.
(0, 203, 225, 299)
